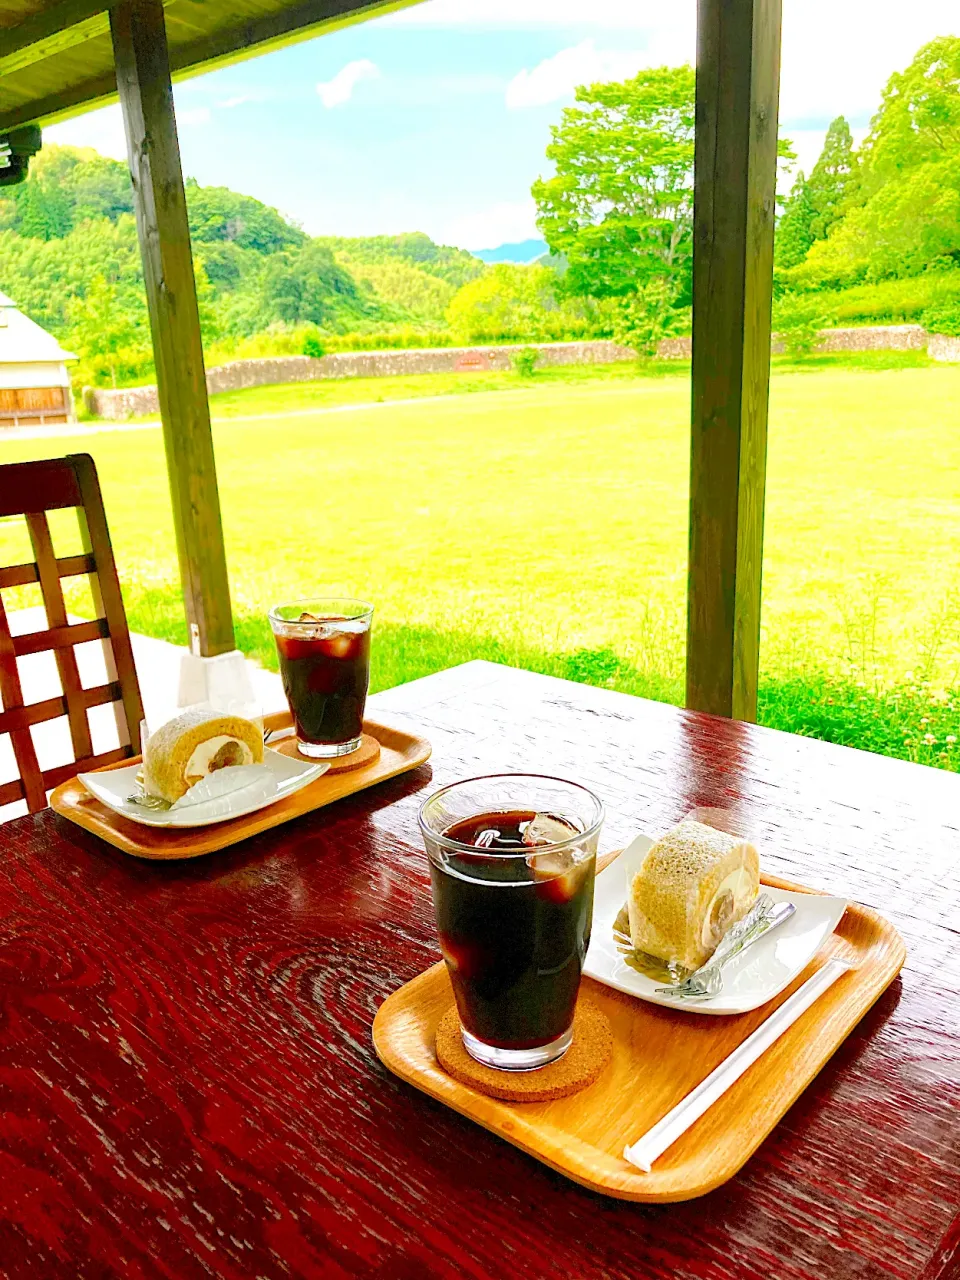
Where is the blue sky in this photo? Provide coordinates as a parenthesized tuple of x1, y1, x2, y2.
(47, 0, 958, 250)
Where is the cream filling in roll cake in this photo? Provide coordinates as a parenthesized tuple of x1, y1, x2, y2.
(142, 707, 264, 804)
(626, 820, 760, 971)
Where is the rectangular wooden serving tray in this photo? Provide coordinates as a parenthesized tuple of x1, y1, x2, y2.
(373, 864, 905, 1203)
(49, 714, 431, 860)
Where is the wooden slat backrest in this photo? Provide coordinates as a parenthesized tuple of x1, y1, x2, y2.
(0, 457, 81, 518)
(0, 454, 144, 813)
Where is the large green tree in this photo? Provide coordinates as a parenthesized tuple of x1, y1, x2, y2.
(783, 37, 960, 288)
(532, 66, 697, 303)
(776, 117, 861, 269)
(185, 180, 306, 254)
(861, 36, 960, 188)
(252, 242, 380, 331)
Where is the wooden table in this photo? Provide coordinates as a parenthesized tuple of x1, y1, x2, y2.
(0, 662, 957, 1279)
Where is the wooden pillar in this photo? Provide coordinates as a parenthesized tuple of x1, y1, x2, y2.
(686, 0, 782, 721)
(111, 0, 236, 657)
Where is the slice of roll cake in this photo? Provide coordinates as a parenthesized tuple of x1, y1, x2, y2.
(627, 820, 759, 971)
(143, 707, 264, 803)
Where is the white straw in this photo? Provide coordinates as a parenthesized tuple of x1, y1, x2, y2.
(623, 957, 851, 1172)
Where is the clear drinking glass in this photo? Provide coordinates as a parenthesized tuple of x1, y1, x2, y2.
(419, 774, 604, 1071)
(268, 598, 373, 758)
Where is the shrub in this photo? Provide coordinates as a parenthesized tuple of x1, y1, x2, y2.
(324, 326, 452, 352)
(511, 347, 540, 377)
(921, 299, 960, 337)
(302, 329, 325, 358)
(610, 279, 686, 357)
(773, 294, 833, 357)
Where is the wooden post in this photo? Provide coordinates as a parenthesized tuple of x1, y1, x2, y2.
(111, 0, 236, 657)
(686, 0, 782, 721)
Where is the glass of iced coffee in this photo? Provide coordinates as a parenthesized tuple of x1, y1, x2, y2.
(419, 774, 603, 1071)
(268, 598, 373, 757)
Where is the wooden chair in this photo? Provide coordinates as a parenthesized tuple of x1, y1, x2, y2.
(0, 454, 144, 813)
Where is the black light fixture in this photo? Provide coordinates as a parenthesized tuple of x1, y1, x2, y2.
(0, 125, 42, 186)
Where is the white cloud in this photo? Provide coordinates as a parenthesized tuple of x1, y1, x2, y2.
(177, 106, 212, 127)
(45, 104, 127, 160)
(46, 97, 212, 157)
(779, 0, 958, 126)
(317, 60, 380, 108)
(218, 95, 255, 109)
(391, 0, 958, 130)
(441, 197, 539, 250)
(506, 40, 654, 109)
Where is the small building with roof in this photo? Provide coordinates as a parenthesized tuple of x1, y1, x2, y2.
(0, 291, 75, 427)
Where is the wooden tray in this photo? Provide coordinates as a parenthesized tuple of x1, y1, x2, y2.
(373, 866, 905, 1203)
(50, 715, 431, 860)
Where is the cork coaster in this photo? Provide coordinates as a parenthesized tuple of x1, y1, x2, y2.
(435, 1001, 613, 1102)
(273, 732, 381, 773)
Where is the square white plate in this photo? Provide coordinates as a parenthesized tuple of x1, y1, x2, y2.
(584, 835, 847, 1015)
(78, 749, 328, 829)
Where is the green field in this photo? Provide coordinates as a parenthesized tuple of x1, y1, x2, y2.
(4, 357, 960, 768)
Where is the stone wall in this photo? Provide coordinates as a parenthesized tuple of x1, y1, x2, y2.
(805, 324, 927, 353)
(83, 325, 942, 421)
(84, 340, 638, 419)
(928, 333, 960, 363)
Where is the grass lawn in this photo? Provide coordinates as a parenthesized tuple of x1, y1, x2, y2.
(4, 354, 959, 770)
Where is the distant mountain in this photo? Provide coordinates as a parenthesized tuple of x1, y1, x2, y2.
(473, 239, 548, 265)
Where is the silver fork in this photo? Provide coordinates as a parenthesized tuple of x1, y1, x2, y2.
(655, 894, 796, 1000)
(126, 788, 171, 811)
(125, 769, 172, 811)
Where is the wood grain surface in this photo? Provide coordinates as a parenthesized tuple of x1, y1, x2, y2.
(373, 874, 904, 1202)
(0, 660, 957, 1278)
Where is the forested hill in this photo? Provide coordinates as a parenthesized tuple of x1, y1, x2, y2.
(0, 144, 484, 383)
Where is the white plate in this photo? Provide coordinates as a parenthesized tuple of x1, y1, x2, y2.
(77, 749, 329, 829)
(584, 834, 847, 1016)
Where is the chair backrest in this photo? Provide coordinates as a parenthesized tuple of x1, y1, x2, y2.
(0, 453, 144, 813)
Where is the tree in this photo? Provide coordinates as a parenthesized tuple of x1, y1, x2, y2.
(185, 181, 305, 254)
(772, 294, 834, 358)
(780, 37, 960, 289)
(66, 273, 150, 388)
(532, 67, 697, 303)
(534, 65, 792, 351)
(445, 264, 589, 343)
(860, 36, 960, 189)
(776, 117, 861, 268)
(611, 279, 687, 357)
(775, 174, 816, 269)
(256, 242, 376, 330)
(13, 177, 73, 240)
(321, 232, 485, 288)
(67, 151, 135, 224)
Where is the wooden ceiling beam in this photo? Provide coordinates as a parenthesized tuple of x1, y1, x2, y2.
(161, 0, 413, 81)
(0, 0, 110, 77)
(0, 72, 118, 134)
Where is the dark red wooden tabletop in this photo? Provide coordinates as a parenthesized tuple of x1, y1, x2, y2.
(0, 661, 957, 1280)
